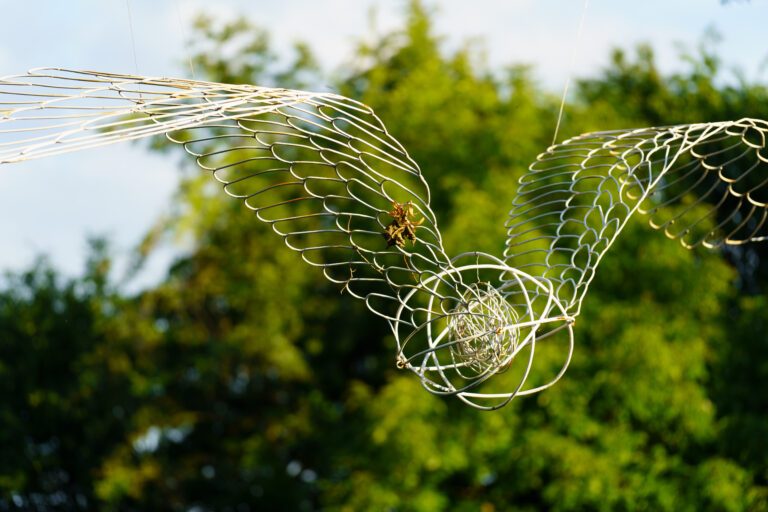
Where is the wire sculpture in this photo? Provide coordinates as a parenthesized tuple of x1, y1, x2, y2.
(1, 68, 766, 409)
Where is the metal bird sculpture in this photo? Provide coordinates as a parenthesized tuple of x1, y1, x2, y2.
(2, 68, 767, 409)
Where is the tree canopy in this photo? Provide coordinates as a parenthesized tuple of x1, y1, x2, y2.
(2, 2, 768, 510)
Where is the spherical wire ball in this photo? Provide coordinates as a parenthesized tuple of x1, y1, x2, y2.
(447, 282, 520, 378)
(393, 255, 575, 410)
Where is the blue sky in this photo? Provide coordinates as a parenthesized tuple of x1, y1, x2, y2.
(1, 0, 767, 289)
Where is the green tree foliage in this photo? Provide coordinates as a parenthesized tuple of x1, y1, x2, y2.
(0, 242, 140, 510)
(2, 2, 768, 510)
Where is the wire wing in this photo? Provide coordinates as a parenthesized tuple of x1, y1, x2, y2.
(0, 68, 453, 323)
(504, 118, 768, 316)
(0, 68, 311, 162)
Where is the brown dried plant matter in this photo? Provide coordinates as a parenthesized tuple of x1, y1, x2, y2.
(382, 201, 425, 248)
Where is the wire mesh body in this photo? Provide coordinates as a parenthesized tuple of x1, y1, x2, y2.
(393, 253, 574, 410)
(1, 68, 766, 409)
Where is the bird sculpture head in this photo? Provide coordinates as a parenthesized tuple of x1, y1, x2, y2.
(393, 253, 575, 409)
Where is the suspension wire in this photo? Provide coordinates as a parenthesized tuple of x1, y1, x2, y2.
(124, 0, 140, 76)
(173, 0, 197, 79)
(552, 0, 589, 145)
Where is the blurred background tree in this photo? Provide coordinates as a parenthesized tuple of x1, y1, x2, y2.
(1, 1, 768, 510)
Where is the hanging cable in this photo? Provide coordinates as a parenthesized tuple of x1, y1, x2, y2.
(125, 0, 140, 75)
(552, 0, 589, 145)
(173, 0, 197, 79)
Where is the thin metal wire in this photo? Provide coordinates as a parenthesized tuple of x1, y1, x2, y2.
(552, 0, 589, 145)
(124, 0, 140, 76)
(0, 68, 766, 409)
(173, 0, 197, 79)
